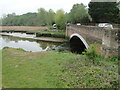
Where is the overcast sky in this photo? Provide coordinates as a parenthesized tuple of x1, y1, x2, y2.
(0, 0, 91, 17)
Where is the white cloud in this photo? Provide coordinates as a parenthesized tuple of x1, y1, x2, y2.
(0, 0, 91, 17)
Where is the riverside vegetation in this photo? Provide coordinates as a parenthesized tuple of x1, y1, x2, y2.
(2, 44, 119, 88)
(1, 1, 120, 88)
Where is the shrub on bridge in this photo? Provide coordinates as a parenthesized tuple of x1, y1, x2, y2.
(83, 44, 103, 65)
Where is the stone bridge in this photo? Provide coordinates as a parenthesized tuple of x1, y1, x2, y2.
(66, 24, 119, 57)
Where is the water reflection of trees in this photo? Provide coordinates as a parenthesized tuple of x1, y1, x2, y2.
(2, 36, 20, 43)
(2, 35, 61, 50)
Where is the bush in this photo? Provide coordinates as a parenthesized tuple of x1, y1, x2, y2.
(83, 44, 103, 65)
(36, 33, 65, 38)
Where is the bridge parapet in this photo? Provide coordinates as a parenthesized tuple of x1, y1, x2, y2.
(66, 24, 119, 57)
(66, 24, 104, 40)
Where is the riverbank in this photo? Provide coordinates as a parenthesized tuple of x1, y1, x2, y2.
(2, 47, 119, 88)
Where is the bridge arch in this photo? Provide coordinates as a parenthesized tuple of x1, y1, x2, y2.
(70, 33, 89, 54)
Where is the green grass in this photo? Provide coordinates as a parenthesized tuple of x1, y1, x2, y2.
(0, 49, 2, 88)
(2, 48, 73, 88)
(29, 29, 66, 35)
(2, 47, 119, 88)
(39, 31, 65, 34)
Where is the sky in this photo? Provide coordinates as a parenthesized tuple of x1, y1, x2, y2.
(0, 0, 91, 17)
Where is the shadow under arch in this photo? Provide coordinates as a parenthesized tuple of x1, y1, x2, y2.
(70, 33, 89, 54)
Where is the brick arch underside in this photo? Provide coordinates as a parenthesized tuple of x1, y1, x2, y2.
(70, 33, 89, 54)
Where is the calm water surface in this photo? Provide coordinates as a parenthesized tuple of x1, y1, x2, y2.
(0, 35, 62, 52)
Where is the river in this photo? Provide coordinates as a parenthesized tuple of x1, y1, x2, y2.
(0, 33, 69, 52)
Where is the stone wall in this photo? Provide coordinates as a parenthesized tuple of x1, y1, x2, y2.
(66, 25, 104, 45)
(66, 25, 119, 57)
(102, 29, 119, 57)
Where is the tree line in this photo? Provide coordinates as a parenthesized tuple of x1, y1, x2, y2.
(1, 2, 120, 29)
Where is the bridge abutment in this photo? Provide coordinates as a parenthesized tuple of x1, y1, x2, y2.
(102, 29, 119, 57)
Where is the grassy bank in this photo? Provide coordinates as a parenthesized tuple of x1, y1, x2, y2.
(0, 49, 2, 88)
(2, 47, 119, 88)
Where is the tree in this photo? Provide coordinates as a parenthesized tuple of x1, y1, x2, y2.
(1, 12, 37, 26)
(23, 13, 37, 26)
(47, 9, 55, 26)
(68, 3, 91, 24)
(88, 2, 119, 23)
(37, 8, 48, 26)
(55, 9, 66, 30)
(0, 18, 2, 26)
(2, 13, 17, 26)
(118, 13, 120, 24)
(66, 12, 72, 23)
(116, 9, 120, 24)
